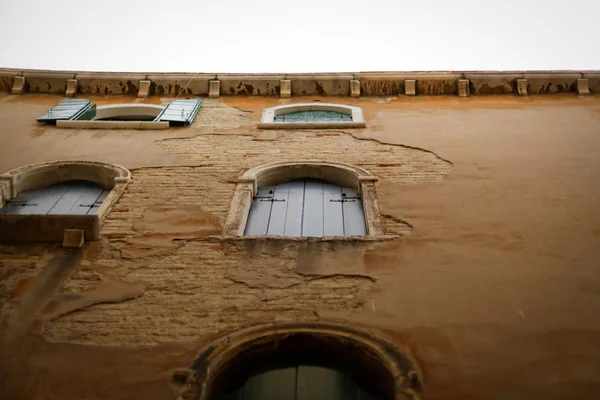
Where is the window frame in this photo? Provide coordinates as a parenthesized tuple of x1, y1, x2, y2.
(223, 161, 384, 238)
(258, 103, 366, 129)
(0, 160, 131, 242)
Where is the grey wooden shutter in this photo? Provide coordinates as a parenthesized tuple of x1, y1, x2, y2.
(341, 187, 367, 236)
(0, 181, 108, 215)
(244, 179, 366, 237)
(244, 186, 275, 235)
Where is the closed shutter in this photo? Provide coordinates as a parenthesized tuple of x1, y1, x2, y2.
(155, 99, 203, 125)
(216, 366, 385, 400)
(0, 181, 108, 215)
(243, 179, 366, 237)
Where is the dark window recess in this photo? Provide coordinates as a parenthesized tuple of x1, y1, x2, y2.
(274, 110, 352, 123)
(216, 365, 385, 400)
(96, 115, 155, 122)
(0, 181, 109, 216)
(244, 179, 366, 237)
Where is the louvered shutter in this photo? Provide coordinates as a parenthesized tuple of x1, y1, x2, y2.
(155, 99, 202, 125)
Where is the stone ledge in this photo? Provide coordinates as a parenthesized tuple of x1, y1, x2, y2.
(56, 120, 170, 130)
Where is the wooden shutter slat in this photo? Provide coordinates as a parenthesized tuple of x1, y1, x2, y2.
(266, 182, 290, 236)
(283, 180, 305, 237)
(323, 182, 344, 236)
(302, 180, 325, 237)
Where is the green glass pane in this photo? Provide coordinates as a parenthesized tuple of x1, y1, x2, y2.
(274, 110, 352, 122)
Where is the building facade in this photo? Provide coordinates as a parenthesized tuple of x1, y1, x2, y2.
(0, 70, 599, 399)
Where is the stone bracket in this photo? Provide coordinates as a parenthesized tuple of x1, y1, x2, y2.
(138, 80, 151, 98)
(65, 79, 78, 97)
(350, 80, 361, 98)
(577, 79, 590, 95)
(458, 79, 470, 97)
(280, 79, 291, 98)
(62, 229, 85, 248)
(405, 80, 416, 96)
(12, 76, 25, 95)
(209, 80, 221, 98)
(517, 79, 528, 96)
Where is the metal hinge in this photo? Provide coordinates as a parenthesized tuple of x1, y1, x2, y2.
(259, 198, 286, 202)
(331, 194, 360, 203)
(7, 201, 38, 206)
(79, 203, 101, 208)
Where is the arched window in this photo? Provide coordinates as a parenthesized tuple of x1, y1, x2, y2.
(244, 179, 366, 237)
(182, 322, 422, 400)
(258, 103, 366, 129)
(36, 99, 202, 129)
(0, 161, 131, 242)
(223, 161, 384, 238)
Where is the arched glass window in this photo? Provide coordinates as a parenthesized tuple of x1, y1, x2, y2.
(244, 179, 366, 237)
(216, 363, 387, 400)
(0, 180, 108, 215)
(274, 110, 352, 123)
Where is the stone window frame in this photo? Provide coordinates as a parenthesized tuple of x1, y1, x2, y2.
(179, 322, 422, 400)
(0, 160, 131, 242)
(257, 103, 366, 129)
(56, 104, 169, 130)
(223, 161, 384, 238)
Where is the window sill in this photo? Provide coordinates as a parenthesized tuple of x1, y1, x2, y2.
(220, 234, 400, 242)
(56, 120, 170, 130)
(257, 121, 366, 129)
(0, 214, 99, 241)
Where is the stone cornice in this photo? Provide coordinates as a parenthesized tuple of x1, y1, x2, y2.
(1, 68, 598, 97)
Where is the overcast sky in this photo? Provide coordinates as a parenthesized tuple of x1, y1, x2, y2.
(1, 0, 598, 73)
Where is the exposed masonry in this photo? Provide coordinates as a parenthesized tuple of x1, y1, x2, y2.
(36, 133, 450, 346)
(157, 131, 452, 184)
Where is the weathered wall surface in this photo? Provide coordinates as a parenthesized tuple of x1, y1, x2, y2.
(1, 92, 600, 399)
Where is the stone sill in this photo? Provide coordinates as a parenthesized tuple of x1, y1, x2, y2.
(0, 214, 99, 241)
(221, 235, 400, 242)
(56, 120, 169, 130)
(257, 121, 366, 129)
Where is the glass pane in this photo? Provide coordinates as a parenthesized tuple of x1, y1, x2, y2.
(274, 110, 352, 122)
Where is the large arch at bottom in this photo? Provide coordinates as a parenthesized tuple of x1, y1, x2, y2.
(184, 322, 423, 400)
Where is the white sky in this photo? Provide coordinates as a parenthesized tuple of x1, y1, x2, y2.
(1, 0, 598, 73)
